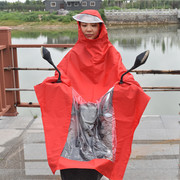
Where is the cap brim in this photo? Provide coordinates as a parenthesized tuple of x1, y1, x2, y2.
(73, 14, 103, 23)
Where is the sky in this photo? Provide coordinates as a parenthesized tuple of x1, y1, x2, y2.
(0, 0, 26, 2)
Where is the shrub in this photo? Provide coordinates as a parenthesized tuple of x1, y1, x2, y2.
(0, 12, 23, 21)
(98, 9, 106, 22)
(62, 16, 72, 23)
(23, 13, 39, 22)
(105, 6, 121, 10)
(41, 14, 57, 21)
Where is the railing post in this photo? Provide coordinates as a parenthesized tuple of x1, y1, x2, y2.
(0, 49, 7, 111)
(0, 27, 18, 116)
(12, 48, 20, 105)
(0, 83, 2, 113)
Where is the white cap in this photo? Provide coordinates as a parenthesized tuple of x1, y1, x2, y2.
(73, 14, 103, 23)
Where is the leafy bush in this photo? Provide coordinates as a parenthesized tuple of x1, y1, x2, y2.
(105, 6, 121, 10)
(0, 12, 23, 21)
(41, 11, 77, 23)
(23, 13, 39, 22)
(98, 9, 106, 22)
(41, 14, 57, 21)
(0, 9, 106, 25)
(68, 10, 81, 17)
(62, 16, 72, 23)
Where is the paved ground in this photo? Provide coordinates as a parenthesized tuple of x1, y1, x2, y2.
(0, 115, 179, 180)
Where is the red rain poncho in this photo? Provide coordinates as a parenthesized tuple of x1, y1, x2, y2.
(34, 10, 150, 180)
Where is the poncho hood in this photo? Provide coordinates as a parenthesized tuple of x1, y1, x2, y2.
(80, 9, 103, 21)
(57, 10, 129, 102)
(76, 10, 108, 44)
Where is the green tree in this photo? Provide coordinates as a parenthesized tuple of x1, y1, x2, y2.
(25, 0, 30, 5)
(109, 0, 115, 6)
(102, 0, 108, 8)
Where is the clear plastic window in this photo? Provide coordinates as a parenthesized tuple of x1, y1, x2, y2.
(61, 87, 117, 162)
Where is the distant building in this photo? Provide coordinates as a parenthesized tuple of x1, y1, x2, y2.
(44, 0, 102, 12)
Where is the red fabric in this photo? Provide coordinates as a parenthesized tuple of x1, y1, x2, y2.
(34, 9, 150, 180)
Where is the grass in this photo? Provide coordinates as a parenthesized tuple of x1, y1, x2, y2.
(0, 20, 24, 26)
(0, 11, 78, 25)
(0, 9, 106, 27)
(0, 17, 78, 31)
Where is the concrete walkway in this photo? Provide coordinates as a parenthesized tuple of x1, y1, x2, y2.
(0, 115, 179, 180)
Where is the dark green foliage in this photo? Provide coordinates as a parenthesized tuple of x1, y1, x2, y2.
(41, 14, 57, 21)
(41, 13, 74, 23)
(61, 16, 72, 23)
(0, 11, 23, 21)
(105, 6, 121, 10)
(98, 9, 106, 23)
(0, 11, 41, 22)
(23, 13, 39, 22)
(0, 0, 44, 11)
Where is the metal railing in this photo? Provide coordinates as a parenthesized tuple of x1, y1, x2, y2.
(0, 45, 11, 116)
(8, 44, 74, 109)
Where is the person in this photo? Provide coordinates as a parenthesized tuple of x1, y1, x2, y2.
(34, 9, 150, 180)
(59, 11, 110, 180)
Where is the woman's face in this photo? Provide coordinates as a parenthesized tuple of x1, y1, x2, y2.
(80, 22, 101, 40)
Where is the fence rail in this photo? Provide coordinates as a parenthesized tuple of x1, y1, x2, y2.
(104, 9, 180, 24)
(133, 70, 180, 75)
(0, 27, 180, 116)
(104, 9, 178, 15)
(10, 44, 74, 48)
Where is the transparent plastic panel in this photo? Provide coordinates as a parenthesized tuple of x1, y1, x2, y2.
(61, 87, 116, 161)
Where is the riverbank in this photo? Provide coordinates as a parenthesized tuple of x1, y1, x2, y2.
(2, 21, 179, 32)
(0, 21, 78, 31)
(1, 9, 180, 30)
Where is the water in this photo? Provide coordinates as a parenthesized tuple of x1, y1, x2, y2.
(11, 24, 180, 117)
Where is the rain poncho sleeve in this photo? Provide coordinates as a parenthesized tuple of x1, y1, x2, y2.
(34, 9, 150, 180)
